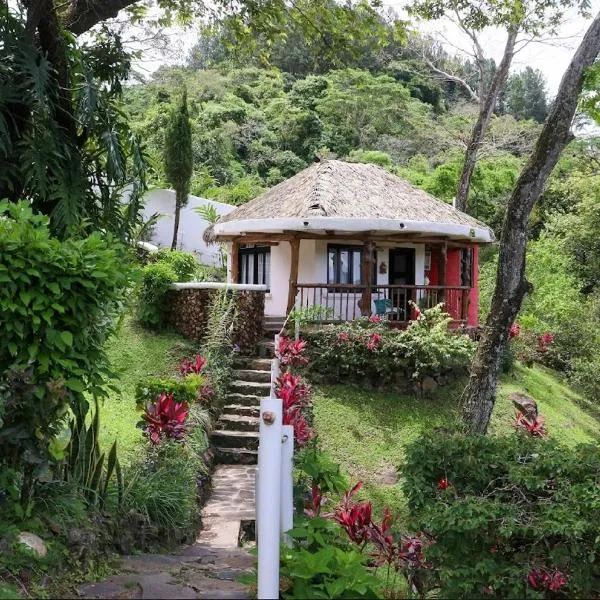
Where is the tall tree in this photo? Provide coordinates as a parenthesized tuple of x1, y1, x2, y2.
(461, 11, 600, 435)
(409, 0, 589, 212)
(502, 67, 549, 123)
(164, 89, 193, 250)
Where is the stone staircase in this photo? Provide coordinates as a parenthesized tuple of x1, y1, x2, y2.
(212, 341, 275, 466)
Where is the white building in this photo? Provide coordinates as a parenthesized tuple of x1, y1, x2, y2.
(141, 188, 235, 266)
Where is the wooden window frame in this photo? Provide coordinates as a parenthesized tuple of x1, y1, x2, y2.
(327, 244, 377, 287)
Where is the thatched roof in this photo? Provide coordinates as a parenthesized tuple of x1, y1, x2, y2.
(204, 160, 494, 243)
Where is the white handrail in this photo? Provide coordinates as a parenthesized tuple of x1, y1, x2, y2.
(171, 281, 268, 291)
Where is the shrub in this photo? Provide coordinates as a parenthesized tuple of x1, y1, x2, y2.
(154, 249, 198, 281)
(136, 262, 177, 328)
(403, 431, 600, 598)
(0, 202, 133, 499)
(135, 375, 207, 409)
(304, 305, 475, 386)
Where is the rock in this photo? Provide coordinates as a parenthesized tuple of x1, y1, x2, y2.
(17, 532, 47, 557)
(510, 393, 538, 419)
(420, 376, 438, 394)
(374, 467, 398, 486)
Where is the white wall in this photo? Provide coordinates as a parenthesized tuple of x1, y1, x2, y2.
(141, 188, 235, 266)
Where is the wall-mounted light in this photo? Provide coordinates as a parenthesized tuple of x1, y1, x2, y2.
(379, 261, 387, 274)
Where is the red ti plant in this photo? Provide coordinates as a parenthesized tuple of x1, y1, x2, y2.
(509, 323, 521, 339)
(143, 392, 189, 444)
(275, 372, 311, 412)
(284, 407, 313, 446)
(277, 335, 308, 366)
(538, 332, 554, 353)
(333, 481, 373, 546)
(180, 354, 207, 376)
(515, 411, 547, 438)
(305, 484, 329, 518)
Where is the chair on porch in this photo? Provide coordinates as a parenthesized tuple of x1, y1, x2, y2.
(372, 298, 399, 319)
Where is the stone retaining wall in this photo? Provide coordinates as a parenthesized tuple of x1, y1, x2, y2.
(167, 288, 265, 348)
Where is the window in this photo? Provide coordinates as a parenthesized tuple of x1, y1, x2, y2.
(327, 245, 377, 285)
(460, 248, 473, 288)
(239, 246, 271, 289)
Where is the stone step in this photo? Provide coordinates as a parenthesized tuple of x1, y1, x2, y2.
(226, 393, 262, 407)
(215, 447, 258, 465)
(232, 369, 271, 384)
(218, 414, 260, 432)
(230, 380, 271, 396)
(233, 357, 272, 372)
(212, 429, 259, 450)
(223, 404, 260, 418)
(256, 340, 276, 359)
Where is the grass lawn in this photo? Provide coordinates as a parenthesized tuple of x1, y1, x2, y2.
(99, 314, 194, 464)
(312, 364, 600, 517)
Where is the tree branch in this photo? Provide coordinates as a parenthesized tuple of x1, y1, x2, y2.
(423, 57, 480, 104)
(65, 0, 139, 35)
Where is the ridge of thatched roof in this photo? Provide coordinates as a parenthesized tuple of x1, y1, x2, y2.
(204, 159, 494, 243)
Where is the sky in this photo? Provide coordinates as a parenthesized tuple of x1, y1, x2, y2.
(133, 0, 600, 96)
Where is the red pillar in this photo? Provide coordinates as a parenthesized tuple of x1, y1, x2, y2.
(468, 245, 479, 327)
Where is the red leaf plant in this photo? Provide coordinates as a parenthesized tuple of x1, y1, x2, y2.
(333, 481, 373, 546)
(515, 411, 547, 438)
(337, 331, 350, 342)
(143, 392, 189, 444)
(528, 568, 568, 592)
(509, 323, 521, 339)
(283, 407, 313, 446)
(304, 484, 332, 518)
(369, 314, 382, 324)
(197, 382, 215, 404)
(275, 372, 311, 412)
(180, 354, 207, 375)
(538, 332, 554, 352)
(438, 478, 449, 490)
(277, 336, 308, 366)
(366, 332, 382, 352)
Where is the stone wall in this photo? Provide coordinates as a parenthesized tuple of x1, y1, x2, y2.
(167, 288, 265, 348)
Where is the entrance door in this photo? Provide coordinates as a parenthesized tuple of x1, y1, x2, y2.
(388, 248, 415, 320)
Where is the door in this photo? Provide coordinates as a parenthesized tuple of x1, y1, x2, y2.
(388, 248, 415, 320)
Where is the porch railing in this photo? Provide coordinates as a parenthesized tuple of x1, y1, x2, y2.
(295, 284, 471, 323)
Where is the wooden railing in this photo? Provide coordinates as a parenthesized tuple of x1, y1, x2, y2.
(295, 284, 471, 323)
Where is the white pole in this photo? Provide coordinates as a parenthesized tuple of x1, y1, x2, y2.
(257, 397, 283, 600)
(280, 424, 294, 547)
(294, 295, 301, 341)
(270, 355, 280, 399)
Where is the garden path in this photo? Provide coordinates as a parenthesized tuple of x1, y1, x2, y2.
(78, 466, 256, 599)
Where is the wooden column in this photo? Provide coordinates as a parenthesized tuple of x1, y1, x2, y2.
(231, 241, 240, 284)
(438, 241, 447, 303)
(361, 240, 375, 315)
(286, 238, 300, 315)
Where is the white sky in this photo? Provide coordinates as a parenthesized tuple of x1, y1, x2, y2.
(132, 0, 600, 96)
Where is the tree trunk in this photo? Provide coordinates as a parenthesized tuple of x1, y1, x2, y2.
(171, 191, 182, 250)
(461, 12, 600, 435)
(455, 28, 518, 213)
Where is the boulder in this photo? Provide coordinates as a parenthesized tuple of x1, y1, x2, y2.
(510, 392, 538, 419)
(17, 532, 47, 557)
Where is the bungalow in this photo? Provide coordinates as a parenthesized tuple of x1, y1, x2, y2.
(204, 160, 494, 327)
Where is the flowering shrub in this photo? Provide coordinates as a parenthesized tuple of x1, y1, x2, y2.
(275, 372, 313, 446)
(179, 355, 207, 375)
(304, 304, 475, 385)
(403, 430, 600, 597)
(142, 392, 190, 444)
(277, 335, 308, 366)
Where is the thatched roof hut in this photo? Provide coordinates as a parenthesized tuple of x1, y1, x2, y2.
(204, 159, 494, 244)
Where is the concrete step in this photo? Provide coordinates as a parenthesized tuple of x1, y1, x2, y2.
(233, 357, 272, 372)
(218, 414, 260, 432)
(223, 404, 260, 418)
(212, 429, 259, 450)
(215, 447, 258, 465)
(232, 369, 271, 384)
(226, 393, 262, 407)
(231, 380, 271, 396)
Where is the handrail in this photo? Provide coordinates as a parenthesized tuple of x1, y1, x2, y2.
(296, 283, 471, 290)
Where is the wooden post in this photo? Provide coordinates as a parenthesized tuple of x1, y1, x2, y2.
(361, 240, 375, 315)
(438, 242, 447, 303)
(286, 238, 300, 315)
(230, 241, 240, 284)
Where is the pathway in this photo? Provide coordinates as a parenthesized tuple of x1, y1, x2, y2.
(79, 339, 278, 599)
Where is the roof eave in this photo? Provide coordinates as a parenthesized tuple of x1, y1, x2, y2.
(212, 217, 495, 244)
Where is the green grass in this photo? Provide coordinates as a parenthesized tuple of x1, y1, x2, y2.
(100, 315, 194, 464)
(312, 364, 600, 517)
